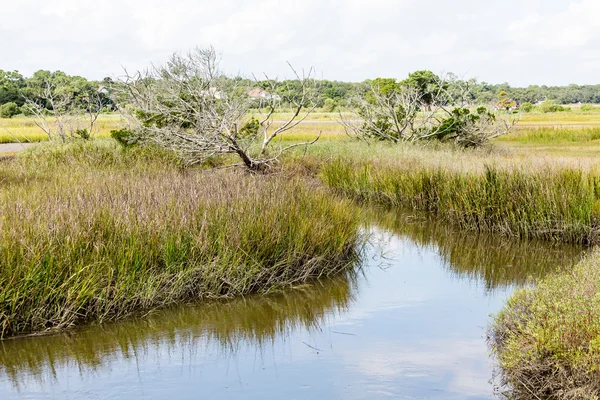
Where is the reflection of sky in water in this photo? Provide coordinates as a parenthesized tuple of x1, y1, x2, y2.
(0, 227, 538, 400)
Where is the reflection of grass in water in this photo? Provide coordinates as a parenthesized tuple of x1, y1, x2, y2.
(365, 206, 585, 291)
(0, 273, 357, 386)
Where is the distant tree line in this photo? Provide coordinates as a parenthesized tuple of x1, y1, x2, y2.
(0, 69, 115, 118)
(2, 68, 600, 118)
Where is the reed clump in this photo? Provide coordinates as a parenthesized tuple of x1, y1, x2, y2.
(320, 149, 600, 244)
(0, 140, 362, 338)
(489, 250, 600, 399)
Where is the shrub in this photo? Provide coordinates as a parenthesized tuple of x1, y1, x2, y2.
(0, 102, 20, 118)
(74, 128, 90, 140)
(490, 250, 600, 399)
(581, 103, 598, 112)
(539, 100, 570, 113)
(239, 117, 260, 137)
(323, 98, 337, 112)
(520, 102, 533, 112)
(110, 128, 138, 147)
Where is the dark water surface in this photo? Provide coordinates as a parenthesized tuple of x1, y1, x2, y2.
(0, 209, 585, 399)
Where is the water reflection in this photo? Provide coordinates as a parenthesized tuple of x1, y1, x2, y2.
(0, 210, 585, 400)
(0, 274, 356, 385)
(368, 206, 584, 291)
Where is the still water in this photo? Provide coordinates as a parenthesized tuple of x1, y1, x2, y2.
(0, 209, 585, 399)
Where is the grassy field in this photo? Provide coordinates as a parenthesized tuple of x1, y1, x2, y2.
(3, 111, 600, 151)
(0, 141, 362, 338)
(0, 114, 124, 143)
(520, 111, 600, 126)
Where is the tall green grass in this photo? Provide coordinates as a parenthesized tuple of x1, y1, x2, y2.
(0, 140, 362, 338)
(321, 154, 600, 244)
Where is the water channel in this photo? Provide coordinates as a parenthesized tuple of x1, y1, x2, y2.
(0, 208, 585, 399)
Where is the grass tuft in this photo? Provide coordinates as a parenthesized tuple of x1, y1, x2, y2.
(0, 142, 362, 338)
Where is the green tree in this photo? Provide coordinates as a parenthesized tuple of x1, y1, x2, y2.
(402, 70, 445, 107)
(0, 102, 20, 118)
(521, 102, 534, 112)
(0, 70, 26, 106)
(323, 98, 337, 112)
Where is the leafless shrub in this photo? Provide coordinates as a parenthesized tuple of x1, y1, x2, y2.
(121, 47, 320, 172)
(24, 84, 104, 142)
(341, 74, 518, 147)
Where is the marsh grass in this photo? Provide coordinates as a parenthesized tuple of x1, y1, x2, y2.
(0, 140, 362, 338)
(489, 250, 600, 399)
(501, 126, 600, 143)
(317, 142, 600, 244)
(519, 112, 600, 126)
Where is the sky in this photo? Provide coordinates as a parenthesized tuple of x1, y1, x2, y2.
(1, 0, 599, 86)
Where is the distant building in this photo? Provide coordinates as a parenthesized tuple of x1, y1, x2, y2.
(97, 86, 110, 95)
(248, 88, 281, 101)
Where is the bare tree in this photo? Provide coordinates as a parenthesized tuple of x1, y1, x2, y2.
(341, 74, 518, 147)
(121, 47, 320, 172)
(24, 84, 104, 142)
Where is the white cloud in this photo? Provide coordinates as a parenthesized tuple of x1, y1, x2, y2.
(509, 0, 600, 50)
(1, 0, 599, 86)
(344, 338, 496, 397)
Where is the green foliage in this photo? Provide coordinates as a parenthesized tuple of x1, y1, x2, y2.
(323, 98, 337, 112)
(19, 103, 35, 116)
(580, 103, 598, 112)
(0, 70, 26, 106)
(520, 102, 533, 112)
(74, 128, 90, 140)
(401, 70, 444, 106)
(435, 107, 495, 143)
(490, 250, 600, 398)
(3, 67, 600, 111)
(539, 100, 570, 113)
(110, 128, 138, 147)
(239, 117, 260, 137)
(134, 109, 193, 130)
(0, 102, 20, 118)
(357, 101, 408, 141)
(497, 91, 517, 110)
(369, 78, 400, 97)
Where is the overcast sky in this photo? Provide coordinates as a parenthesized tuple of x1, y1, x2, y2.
(1, 0, 599, 86)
